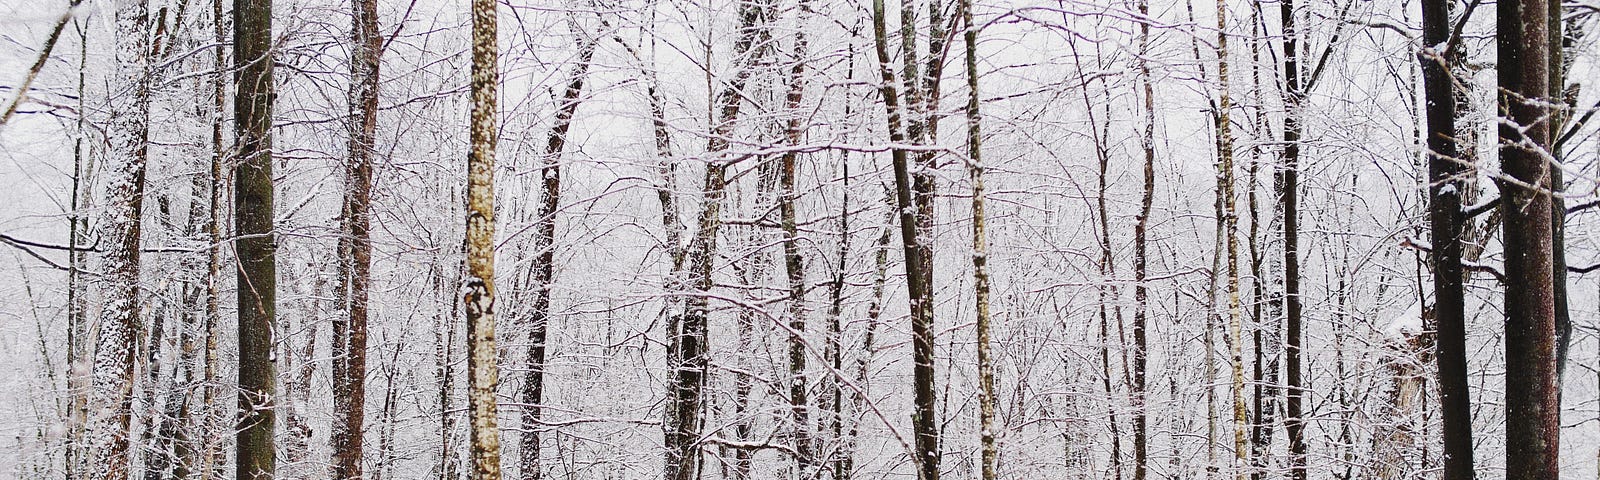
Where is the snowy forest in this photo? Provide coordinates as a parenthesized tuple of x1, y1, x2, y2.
(0, 0, 1597, 477)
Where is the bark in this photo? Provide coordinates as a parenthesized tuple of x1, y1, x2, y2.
(1498, 0, 1558, 478)
(781, 1, 814, 474)
(65, 21, 91, 479)
(961, 2, 997, 478)
(870, 0, 941, 477)
(519, 30, 596, 480)
(1212, 1, 1246, 478)
(1133, 1, 1155, 478)
(233, 0, 279, 471)
(332, 0, 380, 474)
(465, 0, 504, 473)
(87, 0, 152, 478)
(1420, 0, 1474, 475)
(662, 4, 767, 479)
(1278, 0, 1309, 473)
(198, 0, 227, 476)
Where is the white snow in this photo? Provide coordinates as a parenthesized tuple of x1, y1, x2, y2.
(1383, 301, 1425, 340)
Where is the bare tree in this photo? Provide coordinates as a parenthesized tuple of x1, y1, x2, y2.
(464, 0, 504, 473)
(1498, 0, 1558, 478)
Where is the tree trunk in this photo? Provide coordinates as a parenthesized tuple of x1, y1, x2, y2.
(871, 1, 943, 477)
(1277, 2, 1308, 478)
(1420, 0, 1473, 475)
(88, 4, 152, 477)
(1133, 1, 1154, 478)
(233, 0, 279, 470)
(663, 4, 767, 479)
(332, 0, 380, 474)
(1498, 0, 1558, 478)
(781, 2, 814, 474)
(465, 0, 504, 473)
(1212, 1, 1246, 478)
(520, 32, 595, 480)
(961, 2, 997, 478)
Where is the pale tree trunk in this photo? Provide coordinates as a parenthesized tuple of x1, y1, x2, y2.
(1211, 0, 1246, 478)
(87, 0, 152, 477)
(960, 1, 996, 478)
(465, 0, 504, 473)
(65, 20, 92, 479)
(197, 0, 227, 476)
(332, 0, 380, 474)
(520, 30, 596, 480)
(1499, 0, 1558, 478)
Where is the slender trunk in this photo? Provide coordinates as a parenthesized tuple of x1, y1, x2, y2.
(663, 5, 767, 479)
(465, 0, 504, 472)
(520, 33, 596, 480)
(1132, 2, 1154, 478)
(1547, 0, 1570, 389)
(1499, 0, 1558, 478)
(65, 19, 91, 479)
(199, 0, 227, 476)
(870, 1, 940, 477)
(332, 0, 380, 474)
(1421, 0, 1473, 475)
(1277, 2, 1307, 478)
(88, 0, 152, 477)
(1212, 0, 1246, 478)
(781, 3, 814, 473)
(961, 2, 996, 478)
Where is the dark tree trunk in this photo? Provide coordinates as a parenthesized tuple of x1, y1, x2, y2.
(1278, 2, 1307, 478)
(233, 0, 278, 471)
(663, 4, 767, 480)
(1421, 0, 1474, 476)
(1498, 1, 1558, 478)
(520, 32, 596, 480)
(332, 0, 380, 474)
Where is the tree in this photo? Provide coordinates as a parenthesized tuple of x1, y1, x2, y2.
(233, 0, 279, 470)
(1498, 0, 1558, 478)
(870, 0, 944, 476)
(961, 1, 996, 478)
(1420, 0, 1473, 476)
(464, 0, 504, 473)
(332, 0, 380, 474)
(87, 0, 152, 477)
(519, 26, 596, 480)
(1277, 2, 1308, 478)
(662, 4, 768, 479)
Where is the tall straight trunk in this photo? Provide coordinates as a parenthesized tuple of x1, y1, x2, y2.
(88, 2, 152, 477)
(1132, 1, 1154, 478)
(780, 3, 814, 473)
(233, 0, 279, 470)
(960, 2, 996, 478)
(332, 0, 380, 474)
(869, 0, 939, 477)
(663, 4, 767, 479)
(1498, 1, 1558, 478)
(65, 21, 91, 479)
(520, 33, 595, 480)
(1421, 0, 1473, 476)
(198, 0, 227, 476)
(1277, 2, 1308, 478)
(1212, 0, 1246, 478)
(464, 0, 504, 473)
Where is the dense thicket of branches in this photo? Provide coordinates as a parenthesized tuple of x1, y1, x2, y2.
(0, 0, 1597, 479)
